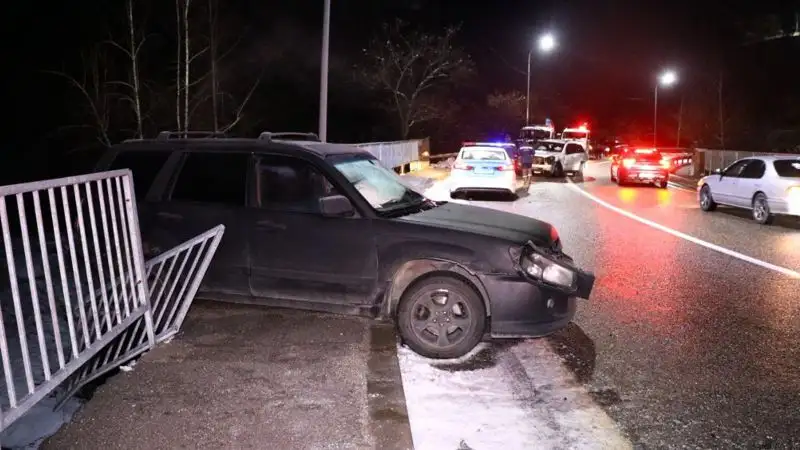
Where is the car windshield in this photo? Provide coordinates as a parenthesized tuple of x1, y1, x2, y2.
(535, 143, 564, 152)
(459, 148, 508, 161)
(773, 160, 800, 178)
(563, 132, 588, 140)
(332, 156, 428, 214)
(520, 128, 551, 140)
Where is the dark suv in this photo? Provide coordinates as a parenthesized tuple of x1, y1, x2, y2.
(94, 131, 595, 359)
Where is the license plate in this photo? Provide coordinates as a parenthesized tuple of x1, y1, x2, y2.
(476, 167, 495, 174)
(640, 173, 654, 179)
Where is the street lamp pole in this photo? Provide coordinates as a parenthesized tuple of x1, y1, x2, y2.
(653, 85, 658, 147)
(319, 0, 331, 142)
(526, 32, 555, 125)
(526, 52, 532, 124)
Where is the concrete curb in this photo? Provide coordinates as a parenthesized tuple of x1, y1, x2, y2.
(670, 173, 700, 190)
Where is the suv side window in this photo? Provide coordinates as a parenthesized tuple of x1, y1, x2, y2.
(256, 155, 339, 213)
(108, 150, 171, 199)
(739, 159, 766, 179)
(565, 143, 581, 154)
(170, 152, 249, 206)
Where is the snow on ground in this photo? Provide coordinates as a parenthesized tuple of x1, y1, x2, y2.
(399, 172, 630, 450)
(398, 340, 630, 450)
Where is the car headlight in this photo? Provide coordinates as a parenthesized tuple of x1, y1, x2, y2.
(521, 252, 577, 289)
(509, 242, 596, 299)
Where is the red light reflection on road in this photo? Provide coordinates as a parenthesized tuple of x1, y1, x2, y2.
(589, 203, 689, 329)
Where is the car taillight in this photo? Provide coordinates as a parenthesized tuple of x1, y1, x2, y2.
(496, 164, 514, 171)
(622, 158, 636, 168)
(660, 159, 671, 169)
(454, 162, 474, 171)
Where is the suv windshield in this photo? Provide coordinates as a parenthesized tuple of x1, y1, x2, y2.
(774, 160, 800, 178)
(535, 143, 564, 153)
(332, 156, 428, 214)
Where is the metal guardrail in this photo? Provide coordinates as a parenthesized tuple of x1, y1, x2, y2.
(354, 140, 422, 170)
(0, 170, 153, 431)
(696, 148, 792, 174)
(54, 225, 225, 408)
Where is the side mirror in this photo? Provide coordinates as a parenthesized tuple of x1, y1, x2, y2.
(319, 195, 355, 218)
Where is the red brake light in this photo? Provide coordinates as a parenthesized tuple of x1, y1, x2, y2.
(622, 158, 636, 168)
(454, 162, 474, 171)
(496, 164, 514, 171)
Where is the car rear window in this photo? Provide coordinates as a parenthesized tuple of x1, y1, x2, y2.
(460, 148, 508, 161)
(773, 160, 800, 178)
(108, 150, 171, 199)
(633, 151, 662, 161)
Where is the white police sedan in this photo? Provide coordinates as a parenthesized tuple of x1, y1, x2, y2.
(449, 143, 517, 198)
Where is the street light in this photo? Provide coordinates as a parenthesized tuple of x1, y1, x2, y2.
(318, 0, 331, 142)
(526, 32, 557, 125)
(653, 69, 677, 146)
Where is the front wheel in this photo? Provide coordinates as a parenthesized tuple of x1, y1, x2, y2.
(397, 276, 486, 359)
(752, 193, 774, 225)
(551, 162, 563, 178)
(699, 184, 716, 211)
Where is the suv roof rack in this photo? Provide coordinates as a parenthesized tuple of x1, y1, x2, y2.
(258, 132, 320, 142)
(156, 131, 227, 140)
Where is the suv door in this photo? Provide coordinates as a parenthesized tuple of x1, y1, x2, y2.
(564, 143, 582, 171)
(248, 154, 377, 309)
(150, 151, 252, 296)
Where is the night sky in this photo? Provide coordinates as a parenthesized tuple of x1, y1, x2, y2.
(1, 0, 798, 182)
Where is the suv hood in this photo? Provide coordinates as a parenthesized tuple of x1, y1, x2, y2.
(396, 202, 556, 247)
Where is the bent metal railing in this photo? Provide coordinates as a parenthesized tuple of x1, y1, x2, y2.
(54, 225, 225, 407)
(0, 170, 154, 431)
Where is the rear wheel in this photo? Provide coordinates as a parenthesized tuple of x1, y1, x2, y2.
(657, 179, 668, 189)
(397, 276, 486, 359)
(752, 193, 774, 225)
(616, 169, 626, 185)
(610, 167, 617, 182)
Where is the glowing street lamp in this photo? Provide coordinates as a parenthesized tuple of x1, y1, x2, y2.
(527, 32, 557, 124)
(653, 69, 678, 146)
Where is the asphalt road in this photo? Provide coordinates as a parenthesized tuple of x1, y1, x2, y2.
(409, 161, 800, 449)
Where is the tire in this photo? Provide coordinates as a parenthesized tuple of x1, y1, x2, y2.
(616, 169, 626, 186)
(610, 168, 617, 182)
(397, 276, 486, 359)
(752, 193, 774, 225)
(699, 184, 716, 211)
(575, 162, 585, 178)
(552, 162, 563, 178)
(658, 179, 668, 189)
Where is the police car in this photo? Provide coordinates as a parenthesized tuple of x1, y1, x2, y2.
(450, 142, 518, 198)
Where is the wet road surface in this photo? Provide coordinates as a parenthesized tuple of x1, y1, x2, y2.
(411, 161, 800, 449)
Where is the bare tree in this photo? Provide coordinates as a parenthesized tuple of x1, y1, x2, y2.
(361, 20, 474, 139)
(107, 0, 146, 139)
(208, 0, 220, 130)
(46, 46, 115, 148)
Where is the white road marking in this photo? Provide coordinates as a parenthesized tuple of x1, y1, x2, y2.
(566, 178, 800, 279)
(398, 341, 632, 450)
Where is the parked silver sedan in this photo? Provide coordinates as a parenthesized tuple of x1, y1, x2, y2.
(697, 155, 800, 224)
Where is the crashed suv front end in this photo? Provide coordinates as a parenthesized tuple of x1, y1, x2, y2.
(480, 240, 595, 338)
